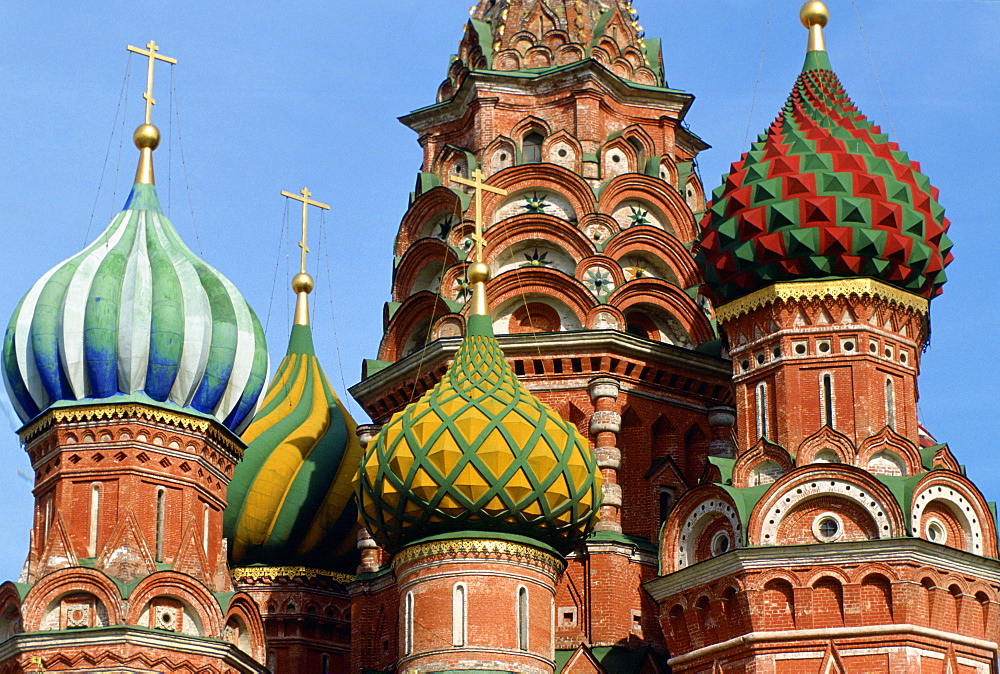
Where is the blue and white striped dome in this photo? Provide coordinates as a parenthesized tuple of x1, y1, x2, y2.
(2, 183, 268, 432)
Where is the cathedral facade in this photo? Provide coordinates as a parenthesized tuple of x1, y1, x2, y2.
(1, 1, 998, 673)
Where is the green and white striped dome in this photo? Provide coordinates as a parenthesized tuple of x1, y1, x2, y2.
(2, 182, 268, 432)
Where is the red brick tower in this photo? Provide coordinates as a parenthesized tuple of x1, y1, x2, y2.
(0, 44, 269, 672)
(354, 260, 603, 672)
(645, 5, 1000, 671)
(349, 1, 732, 665)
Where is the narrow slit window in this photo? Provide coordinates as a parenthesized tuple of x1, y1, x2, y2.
(821, 373, 834, 428)
(517, 586, 529, 650)
(756, 382, 769, 439)
(202, 503, 210, 554)
(886, 378, 896, 429)
(404, 592, 414, 655)
(155, 487, 166, 562)
(89, 483, 101, 556)
(452, 584, 466, 647)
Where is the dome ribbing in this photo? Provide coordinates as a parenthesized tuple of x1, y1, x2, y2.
(697, 50, 953, 304)
(225, 323, 362, 572)
(357, 314, 602, 554)
(2, 183, 268, 432)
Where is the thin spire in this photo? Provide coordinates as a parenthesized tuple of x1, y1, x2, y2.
(800, 1, 829, 53)
(125, 40, 176, 185)
(451, 168, 507, 317)
(281, 187, 330, 326)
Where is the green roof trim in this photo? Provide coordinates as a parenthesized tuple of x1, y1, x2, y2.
(470, 19, 495, 68)
(708, 456, 735, 485)
(587, 529, 657, 553)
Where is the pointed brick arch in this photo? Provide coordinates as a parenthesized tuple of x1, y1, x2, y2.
(605, 225, 702, 287)
(600, 173, 700, 243)
(482, 162, 597, 222)
(378, 291, 459, 362)
(486, 266, 596, 329)
(395, 187, 464, 254)
(732, 438, 794, 488)
(607, 279, 713, 345)
(392, 238, 459, 302)
(856, 426, 923, 477)
(127, 571, 225, 638)
(483, 213, 597, 265)
(796, 425, 856, 466)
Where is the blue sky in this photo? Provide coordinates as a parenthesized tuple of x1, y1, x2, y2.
(0, 1, 996, 580)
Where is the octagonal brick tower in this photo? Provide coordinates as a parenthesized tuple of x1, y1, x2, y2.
(349, 0, 735, 661)
(0, 61, 268, 671)
(644, 5, 1000, 671)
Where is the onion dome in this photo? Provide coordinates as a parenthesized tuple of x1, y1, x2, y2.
(697, 2, 952, 304)
(2, 123, 267, 432)
(357, 262, 602, 554)
(225, 313, 362, 572)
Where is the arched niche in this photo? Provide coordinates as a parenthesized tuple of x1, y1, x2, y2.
(620, 302, 691, 347)
(492, 294, 582, 335)
(493, 189, 576, 224)
(617, 252, 679, 284)
(611, 199, 672, 234)
(494, 239, 576, 276)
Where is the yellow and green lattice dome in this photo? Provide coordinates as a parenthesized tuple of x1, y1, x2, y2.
(357, 314, 602, 553)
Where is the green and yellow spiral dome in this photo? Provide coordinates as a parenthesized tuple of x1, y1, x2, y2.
(356, 314, 602, 553)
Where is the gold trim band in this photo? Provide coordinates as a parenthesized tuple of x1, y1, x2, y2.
(715, 279, 929, 323)
(394, 538, 564, 573)
(231, 566, 355, 585)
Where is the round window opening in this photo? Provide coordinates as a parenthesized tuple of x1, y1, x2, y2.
(927, 519, 947, 544)
(558, 148, 568, 157)
(612, 154, 621, 163)
(795, 343, 807, 355)
(711, 531, 731, 556)
(818, 342, 831, 353)
(499, 153, 507, 162)
(812, 513, 844, 543)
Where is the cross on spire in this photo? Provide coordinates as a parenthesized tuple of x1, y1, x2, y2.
(126, 41, 177, 125)
(451, 168, 508, 264)
(281, 188, 330, 275)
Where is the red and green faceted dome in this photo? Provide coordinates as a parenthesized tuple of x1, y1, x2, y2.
(697, 51, 953, 303)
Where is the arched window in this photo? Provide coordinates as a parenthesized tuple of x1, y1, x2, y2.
(627, 136, 645, 171)
(452, 584, 466, 647)
(522, 132, 544, 164)
(885, 377, 896, 429)
(821, 373, 834, 428)
(89, 483, 101, 556)
(155, 487, 166, 562)
(404, 591, 414, 655)
(756, 382, 769, 440)
(517, 586, 529, 650)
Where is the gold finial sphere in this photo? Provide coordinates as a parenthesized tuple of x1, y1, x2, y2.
(800, 1, 829, 28)
(467, 262, 491, 284)
(133, 123, 161, 150)
(292, 272, 315, 294)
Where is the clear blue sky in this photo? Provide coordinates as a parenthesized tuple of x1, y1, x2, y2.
(0, 1, 996, 580)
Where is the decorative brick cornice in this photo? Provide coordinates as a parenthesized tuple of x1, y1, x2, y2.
(230, 566, 354, 586)
(19, 403, 244, 455)
(393, 537, 565, 575)
(715, 278, 929, 323)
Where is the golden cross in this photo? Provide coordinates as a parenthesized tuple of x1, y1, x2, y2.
(126, 40, 177, 124)
(451, 168, 507, 264)
(281, 188, 330, 274)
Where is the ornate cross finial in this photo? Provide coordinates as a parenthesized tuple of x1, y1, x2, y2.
(281, 188, 330, 275)
(451, 168, 508, 316)
(281, 188, 330, 326)
(126, 41, 177, 125)
(451, 168, 508, 265)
